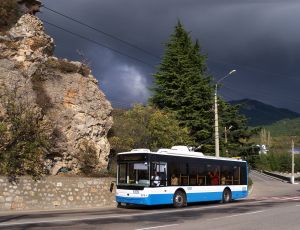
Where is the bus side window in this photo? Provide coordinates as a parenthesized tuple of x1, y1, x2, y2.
(197, 165, 206, 186)
(233, 166, 241, 185)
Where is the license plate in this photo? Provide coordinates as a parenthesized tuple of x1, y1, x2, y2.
(133, 190, 139, 194)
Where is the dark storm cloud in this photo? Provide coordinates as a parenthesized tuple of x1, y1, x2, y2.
(39, 0, 300, 112)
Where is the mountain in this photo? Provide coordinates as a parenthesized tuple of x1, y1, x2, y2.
(264, 117, 300, 137)
(230, 99, 300, 126)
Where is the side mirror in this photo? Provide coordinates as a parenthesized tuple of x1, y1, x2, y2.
(110, 181, 115, 192)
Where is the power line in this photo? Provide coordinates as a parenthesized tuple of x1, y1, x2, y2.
(42, 5, 161, 60)
(42, 6, 300, 83)
(42, 20, 155, 68)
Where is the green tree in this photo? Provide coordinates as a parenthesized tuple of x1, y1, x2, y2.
(219, 101, 258, 157)
(150, 21, 214, 152)
(150, 21, 253, 155)
(108, 105, 194, 174)
(109, 104, 194, 153)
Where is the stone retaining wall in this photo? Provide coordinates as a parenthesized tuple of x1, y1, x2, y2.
(0, 176, 116, 211)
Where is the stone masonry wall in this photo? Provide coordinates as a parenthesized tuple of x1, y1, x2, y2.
(0, 176, 116, 211)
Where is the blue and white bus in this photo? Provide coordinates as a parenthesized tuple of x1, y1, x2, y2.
(115, 146, 248, 208)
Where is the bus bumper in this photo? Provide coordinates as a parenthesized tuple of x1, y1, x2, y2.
(116, 194, 173, 205)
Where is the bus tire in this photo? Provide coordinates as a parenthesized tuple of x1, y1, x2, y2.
(222, 188, 232, 203)
(173, 190, 187, 208)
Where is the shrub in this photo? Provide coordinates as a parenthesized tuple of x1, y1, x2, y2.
(45, 58, 90, 77)
(0, 0, 19, 31)
(254, 152, 299, 173)
(76, 140, 99, 176)
(0, 85, 53, 180)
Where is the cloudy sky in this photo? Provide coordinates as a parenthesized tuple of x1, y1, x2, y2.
(38, 0, 300, 112)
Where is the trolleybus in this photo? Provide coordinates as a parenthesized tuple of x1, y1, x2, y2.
(115, 146, 248, 207)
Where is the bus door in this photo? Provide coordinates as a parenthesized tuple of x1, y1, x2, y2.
(151, 162, 167, 186)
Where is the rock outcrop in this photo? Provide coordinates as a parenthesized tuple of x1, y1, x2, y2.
(0, 11, 113, 174)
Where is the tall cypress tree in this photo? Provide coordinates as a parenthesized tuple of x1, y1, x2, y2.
(150, 21, 214, 151)
(150, 21, 255, 156)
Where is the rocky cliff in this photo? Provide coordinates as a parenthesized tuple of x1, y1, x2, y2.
(0, 8, 113, 174)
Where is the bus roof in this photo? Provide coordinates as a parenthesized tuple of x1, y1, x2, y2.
(118, 147, 246, 163)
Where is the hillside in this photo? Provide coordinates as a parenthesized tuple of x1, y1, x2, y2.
(230, 99, 300, 126)
(263, 117, 300, 137)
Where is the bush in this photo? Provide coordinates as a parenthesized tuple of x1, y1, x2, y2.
(0, 85, 53, 180)
(254, 152, 299, 173)
(45, 58, 90, 77)
(0, 0, 19, 31)
(76, 140, 99, 176)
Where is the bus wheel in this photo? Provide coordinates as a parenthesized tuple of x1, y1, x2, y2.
(117, 202, 121, 207)
(222, 188, 232, 203)
(173, 190, 187, 208)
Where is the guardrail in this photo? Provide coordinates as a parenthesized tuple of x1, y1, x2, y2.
(262, 170, 290, 182)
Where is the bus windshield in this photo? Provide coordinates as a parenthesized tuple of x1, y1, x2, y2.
(118, 162, 150, 186)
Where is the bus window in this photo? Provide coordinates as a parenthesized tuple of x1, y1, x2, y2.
(233, 166, 241, 185)
(118, 163, 127, 184)
(207, 165, 220, 185)
(189, 164, 197, 186)
(221, 166, 231, 185)
(196, 165, 206, 185)
(118, 162, 150, 186)
(151, 162, 167, 187)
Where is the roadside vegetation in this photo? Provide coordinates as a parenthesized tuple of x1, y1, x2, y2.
(0, 0, 20, 32)
(0, 85, 54, 181)
(250, 125, 300, 173)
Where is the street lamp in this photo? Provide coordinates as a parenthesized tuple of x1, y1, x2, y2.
(214, 70, 236, 157)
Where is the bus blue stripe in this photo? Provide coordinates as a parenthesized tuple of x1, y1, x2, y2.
(116, 190, 248, 205)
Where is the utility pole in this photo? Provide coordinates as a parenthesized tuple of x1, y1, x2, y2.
(291, 139, 295, 184)
(214, 70, 236, 158)
(214, 87, 220, 157)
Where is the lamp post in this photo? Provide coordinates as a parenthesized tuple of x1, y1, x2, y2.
(214, 70, 236, 157)
(291, 139, 295, 184)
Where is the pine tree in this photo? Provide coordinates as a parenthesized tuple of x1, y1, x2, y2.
(150, 21, 255, 156)
(150, 21, 214, 152)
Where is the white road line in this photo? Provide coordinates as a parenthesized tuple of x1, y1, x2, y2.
(296, 204, 300, 207)
(135, 224, 179, 230)
(220, 210, 265, 219)
(205, 210, 265, 222)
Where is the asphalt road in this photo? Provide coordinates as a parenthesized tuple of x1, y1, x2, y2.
(1, 171, 300, 230)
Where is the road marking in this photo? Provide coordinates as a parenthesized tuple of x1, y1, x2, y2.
(252, 195, 300, 202)
(220, 210, 265, 219)
(0, 200, 272, 227)
(296, 205, 300, 207)
(204, 210, 265, 223)
(135, 224, 179, 230)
